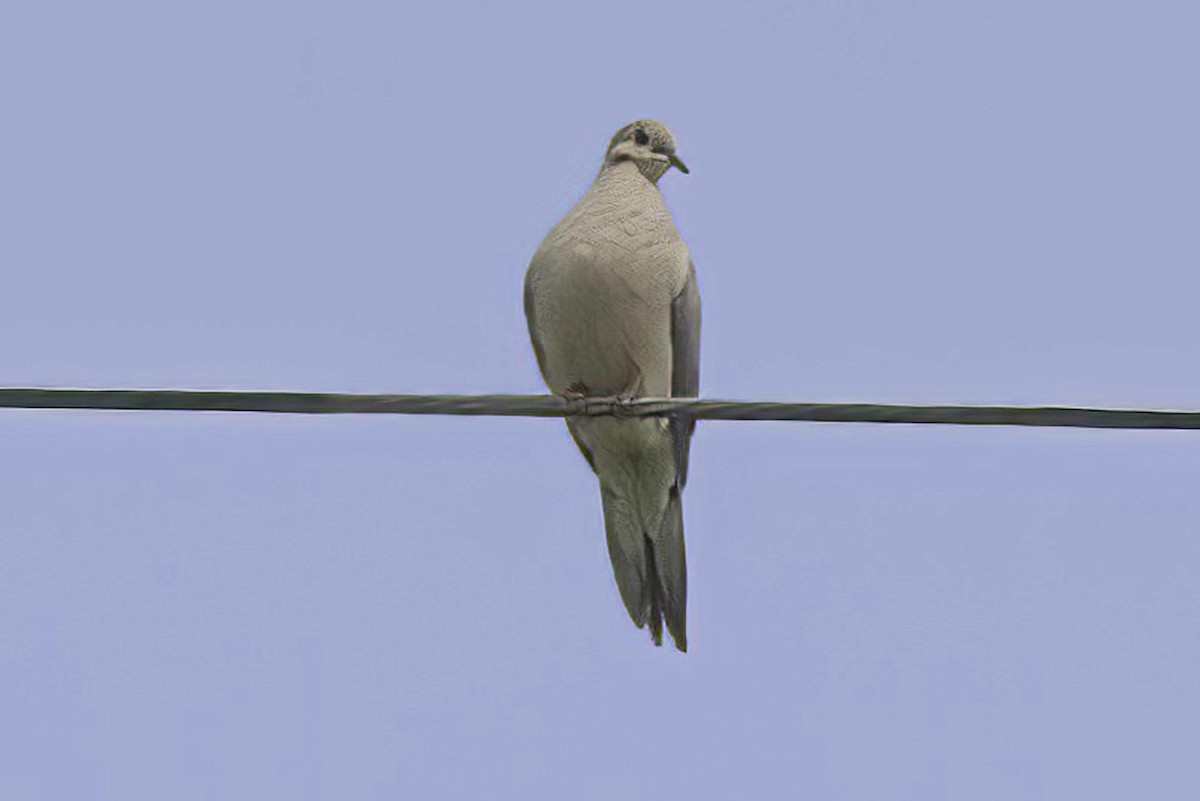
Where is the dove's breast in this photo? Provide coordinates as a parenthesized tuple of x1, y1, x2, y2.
(525, 171, 689, 399)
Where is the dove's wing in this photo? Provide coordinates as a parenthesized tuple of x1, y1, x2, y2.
(524, 271, 550, 384)
(669, 259, 701, 487)
(671, 259, 700, 399)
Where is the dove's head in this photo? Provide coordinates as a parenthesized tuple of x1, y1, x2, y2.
(603, 119, 689, 184)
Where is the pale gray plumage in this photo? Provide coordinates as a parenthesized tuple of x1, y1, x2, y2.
(524, 120, 699, 651)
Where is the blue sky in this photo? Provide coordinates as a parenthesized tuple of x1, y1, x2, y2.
(3, 1, 1199, 798)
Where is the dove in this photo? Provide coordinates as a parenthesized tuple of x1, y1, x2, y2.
(524, 120, 699, 651)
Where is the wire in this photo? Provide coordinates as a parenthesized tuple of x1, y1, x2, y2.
(1, 387, 1198, 430)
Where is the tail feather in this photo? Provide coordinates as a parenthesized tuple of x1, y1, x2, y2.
(656, 487, 687, 651)
(644, 533, 664, 647)
(600, 481, 688, 652)
(601, 486, 647, 624)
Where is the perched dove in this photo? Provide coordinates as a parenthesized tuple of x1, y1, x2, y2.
(524, 120, 699, 651)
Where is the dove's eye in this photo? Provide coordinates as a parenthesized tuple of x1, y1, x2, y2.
(633, 129, 649, 146)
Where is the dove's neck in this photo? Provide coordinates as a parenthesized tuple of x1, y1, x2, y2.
(595, 158, 666, 190)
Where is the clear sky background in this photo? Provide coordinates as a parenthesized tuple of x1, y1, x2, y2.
(3, 1, 1199, 798)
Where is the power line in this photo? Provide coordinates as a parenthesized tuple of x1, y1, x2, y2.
(1, 387, 1198, 430)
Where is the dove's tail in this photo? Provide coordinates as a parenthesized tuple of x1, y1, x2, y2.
(600, 480, 688, 652)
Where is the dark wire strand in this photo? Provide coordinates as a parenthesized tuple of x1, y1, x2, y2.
(2, 388, 1199, 430)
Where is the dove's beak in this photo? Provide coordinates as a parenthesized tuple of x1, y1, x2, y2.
(668, 154, 690, 174)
